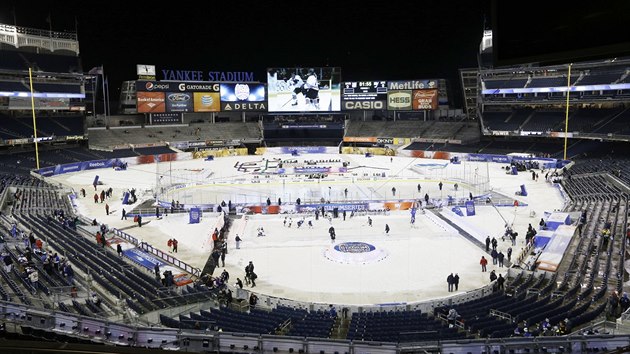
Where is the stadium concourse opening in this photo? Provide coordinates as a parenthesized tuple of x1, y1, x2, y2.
(50, 153, 564, 305)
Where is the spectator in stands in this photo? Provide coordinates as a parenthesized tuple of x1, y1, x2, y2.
(496, 274, 505, 291)
(620, 293, 630, 313)
(249, 293, 258, 307)
(116, 244, 123, 257)
(28, 268, 38, 292)
(447, 308, 459, 328)
(609, 291, 620, 318)
(154, 264, 160, 281)
(329, 304, 337, 318)
(64, 264, 74, 285)
(2, 252, 12, 273)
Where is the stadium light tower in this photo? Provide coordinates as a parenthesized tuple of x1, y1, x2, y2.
(563, 63, 572, 161)
(28, 67, 40, 170)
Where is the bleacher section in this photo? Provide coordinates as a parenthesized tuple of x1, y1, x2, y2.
(0, 50, 81, 73)
(345, 121, 480, 142)
(88, 122, 261, 149)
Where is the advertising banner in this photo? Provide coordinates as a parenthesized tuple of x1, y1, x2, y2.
(165, 92, 193, 112)
(189, 208, 201, 224)
(341, 146, 395, 156)
(343, 136, 377, 143)
(296, 203, 369, 213)
(412, 89, 438, 110)
(122, 248, 165, 270)
(220, 83, 267, 111)
(137, 81, 220, 93)
(193, 92, 221, 112)
(387, 90, 412, 110)
(137, 92, 165, 113)
(465, 200, 476, 216)
(383, 201, 415, 210)
(388, 80, 438, 90)
(280, 146, 327, 154)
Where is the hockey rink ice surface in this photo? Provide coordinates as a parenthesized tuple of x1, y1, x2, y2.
(50, 154, 566, 306)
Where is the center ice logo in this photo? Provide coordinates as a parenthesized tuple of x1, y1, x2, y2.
(335, 242, 376, 253)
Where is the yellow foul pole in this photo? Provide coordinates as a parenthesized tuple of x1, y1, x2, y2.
(28, 68, 40, 170)
(563, 63, 572, 160)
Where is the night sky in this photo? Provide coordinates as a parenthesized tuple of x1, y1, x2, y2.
(0, 0, 491, 107)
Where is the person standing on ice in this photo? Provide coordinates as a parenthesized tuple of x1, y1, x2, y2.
(385, 224, 390, 236)
(329, 226, 336, 243)
(368, 216, 373, 227)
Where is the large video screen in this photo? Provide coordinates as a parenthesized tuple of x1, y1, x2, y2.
(267, 67, 341, 112)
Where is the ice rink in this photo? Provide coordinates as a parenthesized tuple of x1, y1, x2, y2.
(49, 154, 566, 306)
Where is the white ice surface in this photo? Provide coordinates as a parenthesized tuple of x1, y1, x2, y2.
(49, 154, 566, 305)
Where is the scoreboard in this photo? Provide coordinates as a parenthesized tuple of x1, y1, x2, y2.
(342, 81, 388, 110)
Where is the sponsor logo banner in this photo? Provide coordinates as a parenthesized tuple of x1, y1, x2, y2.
(465, 200, 476, 216)
(165, 92, 193, 112)
(280, 146, 327, 154)
(296, 203, 369, 213)
(412, 89, 438, 110)
(388, 80, 437, 90)
(387, 90, 412, 110)
(137, 92, 165, 113)
(122, 248, 164, 270)
(193, 92, 220, 112)
(343, 100, 386, 110)
(343, 136, 377, 143)
(377, 137, 394, 144)
(221, 102, 267, 111)
(220, 83, 266, 111)
(138, 81, 220, 93)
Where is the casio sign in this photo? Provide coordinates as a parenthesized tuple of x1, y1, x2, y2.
(344, 101, 384, 110)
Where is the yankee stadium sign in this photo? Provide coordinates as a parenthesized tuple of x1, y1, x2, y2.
(162, 69, 255, 82)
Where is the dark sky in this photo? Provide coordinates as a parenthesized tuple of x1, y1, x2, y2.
(0, 0, 491, 107)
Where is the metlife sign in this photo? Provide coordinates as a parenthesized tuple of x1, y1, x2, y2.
(138, 81, 220, 93)
(387, 80, 437, 90)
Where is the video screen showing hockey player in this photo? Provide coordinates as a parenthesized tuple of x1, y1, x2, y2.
(267, 67, 341, 112)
